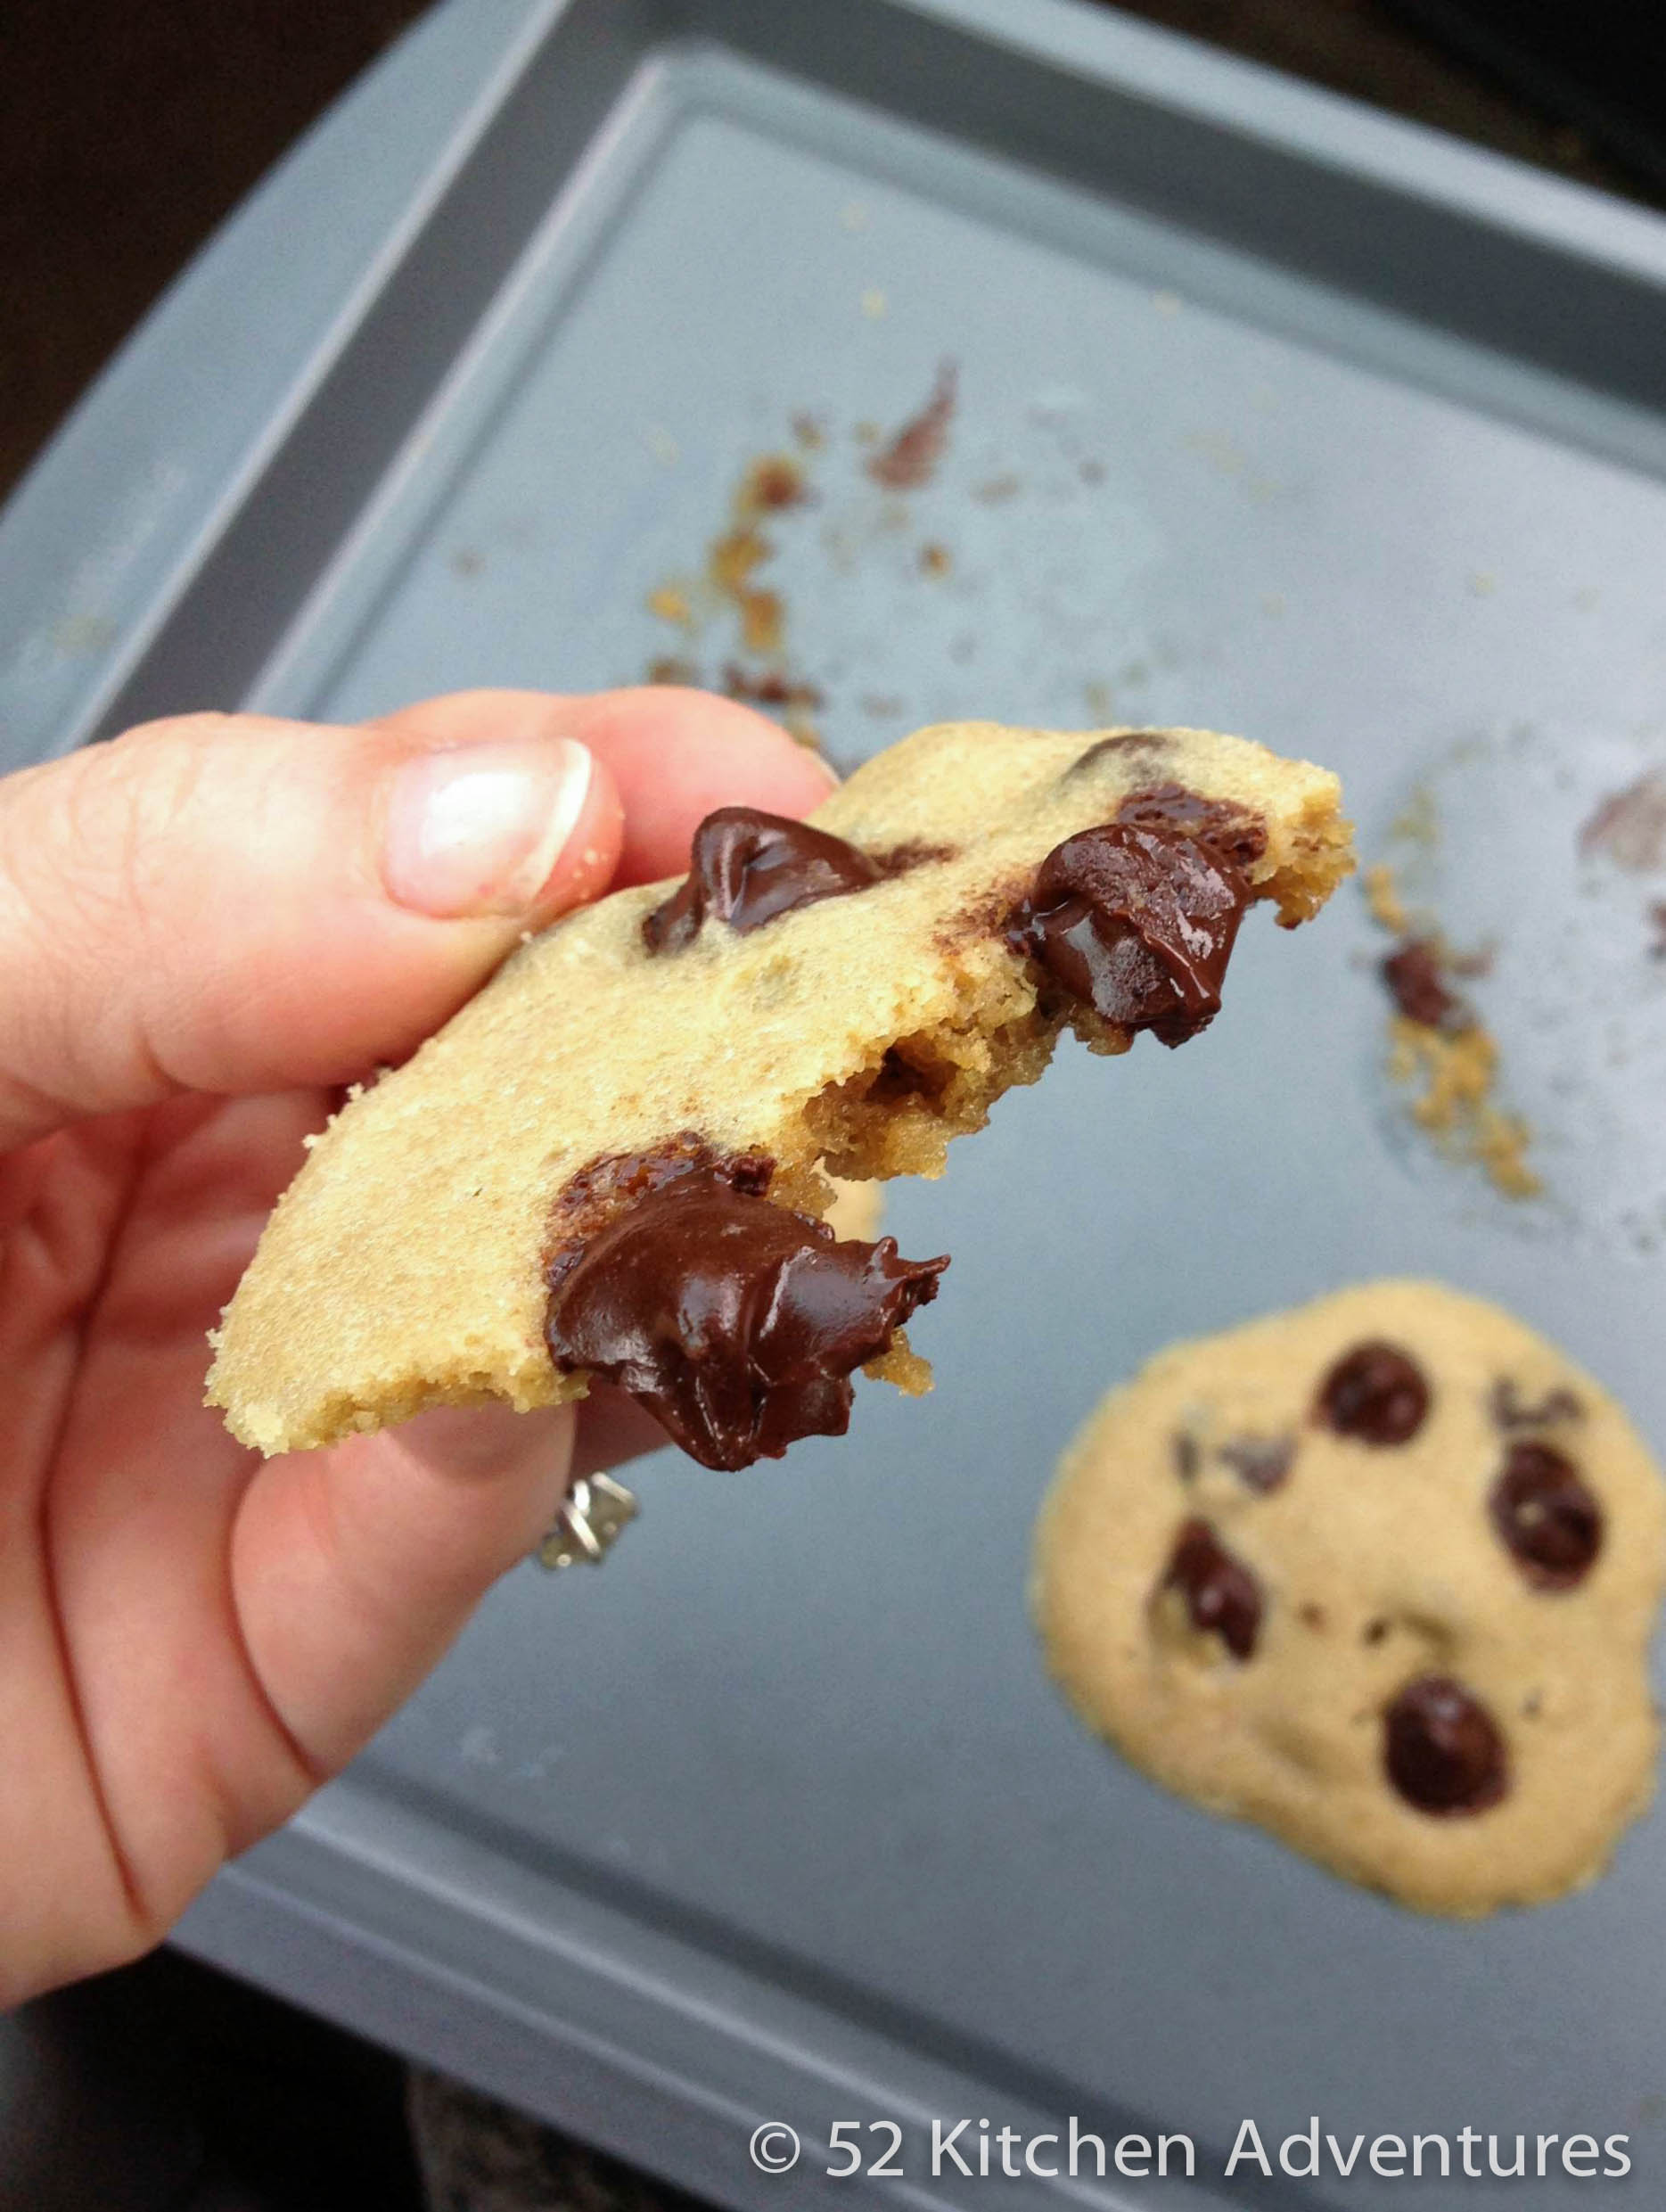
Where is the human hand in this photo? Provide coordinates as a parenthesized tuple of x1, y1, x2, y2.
(0, 686, 833, 2004)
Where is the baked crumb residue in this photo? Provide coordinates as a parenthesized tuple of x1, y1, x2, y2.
(644, 445, 825, 748)
(1366, 861, 1539, 1199)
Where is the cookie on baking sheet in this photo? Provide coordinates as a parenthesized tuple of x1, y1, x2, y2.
(1033, 1281, 1665, 1915)
(208, 720, 1351, 1466)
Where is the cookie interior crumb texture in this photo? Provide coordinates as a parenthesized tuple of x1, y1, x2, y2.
(208, 720, 1352, 1457)
(1032, 1280, 1665, 1917)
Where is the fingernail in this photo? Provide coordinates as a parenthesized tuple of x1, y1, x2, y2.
(382, 736, 595, 918)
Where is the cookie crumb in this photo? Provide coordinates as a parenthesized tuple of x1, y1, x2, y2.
(646, 583, 693, 626)
(1366, 862, 1539, 1198)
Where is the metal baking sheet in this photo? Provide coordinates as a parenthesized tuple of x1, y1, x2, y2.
(6, 1, 1666, 2204)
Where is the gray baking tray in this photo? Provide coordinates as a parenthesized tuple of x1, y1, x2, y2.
(5, 1, 1666, 2205)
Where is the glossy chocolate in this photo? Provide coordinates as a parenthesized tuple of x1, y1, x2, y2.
(1383, 1674, 1508, 1815)
(1317, 1340, 1430, 1445)
(546, 1161, 948, 1469)
(643, 808, 882, 951)
(1489, 1440, 1602, 1590)
(1163, 1517, 1261, 1660)
(1117, 783, 1268, 872)
(1381, 940, 1458, 1029)
(1006, 788, 1257, 1047)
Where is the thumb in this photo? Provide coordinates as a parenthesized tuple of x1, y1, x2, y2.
(0, 696, 623, 1151)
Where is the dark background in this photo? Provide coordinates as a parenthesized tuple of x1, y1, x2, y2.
(1, 4, 1660, 2210)
(1, 0, 1661, 501)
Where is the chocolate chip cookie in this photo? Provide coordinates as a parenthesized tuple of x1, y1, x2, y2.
(1033, 1281, 1664, 1914)
(208, 720, 1351, 1465)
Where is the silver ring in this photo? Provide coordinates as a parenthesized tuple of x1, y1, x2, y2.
(537, 1471, 640, 1570)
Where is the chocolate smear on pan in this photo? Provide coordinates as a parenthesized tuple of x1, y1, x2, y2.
(1381, 939, 1462, 1030)
(723, 663, 824, 711)
(1580, 769, 1666, 873)
(867, 362, 957, 490)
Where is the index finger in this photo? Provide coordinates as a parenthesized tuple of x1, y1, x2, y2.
(390, 687, 838, 887)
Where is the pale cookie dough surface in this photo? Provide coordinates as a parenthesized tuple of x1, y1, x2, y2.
(1033, 1281, 1665, 1916)
(209, 720, 1350, 1455)
(822, 1179, 882, 1245)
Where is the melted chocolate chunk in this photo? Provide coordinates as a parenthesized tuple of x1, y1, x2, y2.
(1383, 1675, 1507, 1815)
(1162, 1518, 1261, 1660)
(1381, 940, 1459, 1029)
(547, 1135, 767, 1262)
(1006, 789, 1256, 1046)
(1491, 1377, 1583, 1431)
(1117, 783, 1268, 872)
(1317, 1341, 1430, 1445)
(1065, 732, 1174, 777)
(1219, 1434, 1295, 1494)
(1489, 1440, 1602, 1590)
(644, 808, 882, 951)
(545, 1162, 948, 1470)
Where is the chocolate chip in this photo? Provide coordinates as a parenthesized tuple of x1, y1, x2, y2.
(1116, 783, 1268, 872)
(1363, 1617, 1391, 1645)
(545, 1163, 948, 1469)
(1162, 1518, 1261, 1660)
(643, 808, 883, 951)
(1383, 1674, 1507, 1815)
(1006, 795, 1254, 1047)
(1489, 1440, 1602, 1590)
(1219, 1433, 1294, 1494)
(1317, 1341, 1430, 1445)
(1173, 1432, 1200, 1481)
(1381, 939, 1459, 1029)
(1490, 1377, 1583, 1431)
(1065, 732, 1174, 777)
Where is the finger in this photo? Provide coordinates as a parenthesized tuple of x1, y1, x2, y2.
(0, 695, 625, 1150)
(231, 1402, 578, 1772)
(559, 687, 837, 884)
(570, 1383, 674, 1481)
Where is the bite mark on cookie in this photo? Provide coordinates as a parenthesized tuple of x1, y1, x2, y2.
(802, 1011, 1055, 1180)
